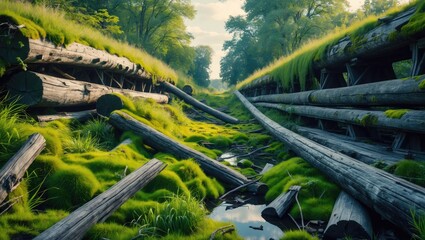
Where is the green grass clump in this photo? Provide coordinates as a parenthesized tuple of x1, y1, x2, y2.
(262, 157, 339, 220)
(184, 135, 207, 143)
(357, 114, 379, 126)
(388, 160, 425, 187)
(384, 109, 409, 119)
(79, 119, 116, 151)
(85, 223, 138, 240)
(411, 209, 425, 240)
(239, 159, 253, 168)
(281, 230, 318, 240)
(401, 0, 425, 37)
(419, 79, 425, 89)
(231, 133, 249, 143)
(143, 170, 191, 199)
(132, 195, 207, 237)
(45, 165, 100, 210)
(207, 136, 233, 149)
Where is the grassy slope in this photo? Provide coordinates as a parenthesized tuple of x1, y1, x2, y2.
(0, 0, 177, 82)
(236, 0, 423, 91)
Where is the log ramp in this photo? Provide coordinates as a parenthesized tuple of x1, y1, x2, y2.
(109, 111, 267, 194)
(34, 158, 166, 240)
(0, 134, 46, 203)
(161, 81, 239, 124)
(324, 191, 373, 240)
(235, 90, 425, 234)
(262, 185, 301, 218)
(6, 71, 168, 107)
(255, 102, 425, 134)
(247, 77, 425, 107)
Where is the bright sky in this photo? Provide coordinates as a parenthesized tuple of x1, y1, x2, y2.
(185, 0, 408, 79)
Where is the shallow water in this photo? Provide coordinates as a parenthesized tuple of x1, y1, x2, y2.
(209, 200, 285, 240)
(219, 152, 238, 166)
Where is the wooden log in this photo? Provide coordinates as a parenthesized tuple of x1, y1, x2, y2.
(36, 109, 96, 122)
(255, 102, 425, 134)
(235, 90, 425, 234)
(248, 77, 425, 106)
(6, 71, 168, 107)
(161, 81, 239, 124)
(296, 126, 405, 165)
(182, 85, 193, 96)
(324, 191, 373, 240)
(262, 185, 301, 218)
(109, 111, 267, 193)
(34, 159, 166, 240)
(0, 133, 46, 203)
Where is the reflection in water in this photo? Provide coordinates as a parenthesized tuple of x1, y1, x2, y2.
(219, 152, 238, 166)
(209, 202, 284, 240)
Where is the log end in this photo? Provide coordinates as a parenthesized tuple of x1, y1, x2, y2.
(324, 220, 372, 240)
(6, 71, 43, 106)
(96, 94, 124, 117)
(261, 207, 278, 218)
(0, 18, 30, 64)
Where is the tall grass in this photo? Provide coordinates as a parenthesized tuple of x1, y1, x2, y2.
(411, 209, 425, 240)
(0, 0, 178, 82)
(132, 194, 207, 237)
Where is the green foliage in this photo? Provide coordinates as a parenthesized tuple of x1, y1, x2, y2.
(189, 46, 213, 87)
(46, 165, 100, 210)
(384, 109, 409, 119)
(401, 0, 425, 37)
(420, 79, 425, 90)
(357, 114, 378, 126)
(411, 209, 425, 240)
(208, 136, 233, 149)
(79, 119, 116, 151)
(239, 159, 253, 168)
(388, 160, 425, 187)
(184, 135, 207, 143)
(280, 230, 318, 240)
(262, 157, 339, 220)
(132, 195, 207, 237)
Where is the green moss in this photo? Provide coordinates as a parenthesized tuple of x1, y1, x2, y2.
(401, 1, 425, 37)
(184, 135, 207, 143)
(143, 170, 191, 198)
(240, 167, 257, 176)
(384, 109, 409, 119)
(208, 136, 233, 149)
(7, 180, 29, 213)
(84, 223, 138, 240)
(46, 165, 100, 210)
(419, 79, 425, 90)
(356, 114, 378, 127)
(391, 160, 425, 187)
(280, 230, 318, 240)
(231, 133, 249, 143)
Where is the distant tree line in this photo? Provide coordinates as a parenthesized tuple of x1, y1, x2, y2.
(27, 0, 213, 87)
(220, 0, 401, 86)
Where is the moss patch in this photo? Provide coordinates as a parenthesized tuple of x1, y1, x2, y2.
(387, 160, 425, 187)
(384, 109, 409, 119)
(419, 79, 425, 90)
(280, 230, 318, 240)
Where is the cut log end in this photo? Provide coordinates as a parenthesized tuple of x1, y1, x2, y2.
(0, 20, 30, 64)
(182, 85, 193, 96)
(96, 94, 124, 117)
(6, 71, 43, 106)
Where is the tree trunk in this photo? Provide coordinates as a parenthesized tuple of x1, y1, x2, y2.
(248, 77, 425, 107)
(6, 71, 168, 107)
(109, 111, 267, 193)
(34, 159, 166, 240)
(0, 134, 46, 203)
(37, 110, 96, 122)
(262, 185, 301, 218)
(324, 191, 373, 240)
(161, 81, 239, 124)
(255, 102, 425, 134)
(235, 90, 425, 235)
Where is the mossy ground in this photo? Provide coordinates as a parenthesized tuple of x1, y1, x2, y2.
(384, 109, 409, 119)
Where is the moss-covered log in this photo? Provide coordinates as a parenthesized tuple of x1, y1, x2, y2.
(324, 191, 373, 240)
(109, 111, 267, 193)
(0, 133, 45, 203)
(36, 109, 96, 122)
(161, 81, 239, 124)
(34, 159, 166, 240)
(235, 90, 425, 234)
(255, 102, 425, 133)
(0, 37, 153, 80)
(6, 71, 168, 107)
(248, 77, 425, 106)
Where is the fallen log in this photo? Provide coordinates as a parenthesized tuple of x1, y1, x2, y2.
(109, 111, 267, 193)
(0, 133, 46, 203)
(255, 102, 425, 133)
(297, 126, 405, 165)
(34, 158, 166, 240)
(324, 191, 373, 240)
(235, 90, 425, 234)
(6, 71, 168, 107)
(248, 77, 425, 106)
(37, 109, 96, 122)
(161, 81, 239, 124)
(262, 185, 301, 218)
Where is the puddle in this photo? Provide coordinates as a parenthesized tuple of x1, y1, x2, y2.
(208, 197, 295, 240)
(219, 152, 238, 166)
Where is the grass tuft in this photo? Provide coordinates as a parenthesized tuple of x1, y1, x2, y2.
(280, 230, 318, 240)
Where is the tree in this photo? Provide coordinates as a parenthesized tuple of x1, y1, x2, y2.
(189, 46, 213, 87)
(363, 0, 399, 16)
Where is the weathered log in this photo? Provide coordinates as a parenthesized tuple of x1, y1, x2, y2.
(262, 185, 301, 218)
(161, 81, 239, 124)
(324, 191, 373, 240)
(6, 71, 168, 107)
(109, 111, 267, 193)
(255, 102, 425, 133)
(37, 109, 96, 122)
(248, 77, 425, 106)
(0, 133, 46, 203)
(297, 126, 405, 165)
(34, 159, 166, 240)
(235, 90, 425, 234)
